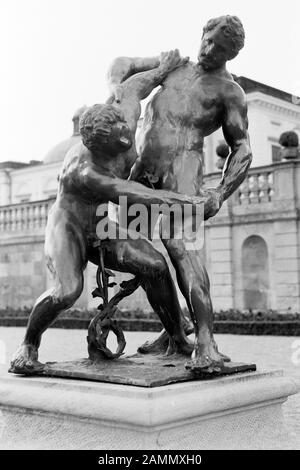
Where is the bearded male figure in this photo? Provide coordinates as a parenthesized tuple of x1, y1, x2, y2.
(108, 15, 252, 372)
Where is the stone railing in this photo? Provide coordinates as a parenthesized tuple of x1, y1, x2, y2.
(203, 160, 300, 225)
(1, 160, 300, 234)
(0, 198, 55, 232)
(236, 167, 274, 205)
(203, 164, 275, 206)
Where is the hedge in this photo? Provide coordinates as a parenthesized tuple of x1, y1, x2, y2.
(1, 309, 300, 335)
(1, 307, 300, 321)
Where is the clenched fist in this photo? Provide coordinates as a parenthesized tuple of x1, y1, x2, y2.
(192, 188, 224, 221)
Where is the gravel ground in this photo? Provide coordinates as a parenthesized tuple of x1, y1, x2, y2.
(0, 327, 299, 448)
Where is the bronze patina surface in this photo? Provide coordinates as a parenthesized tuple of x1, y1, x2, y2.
(10, 15, 254, 379)
(39, 355, 257, 388)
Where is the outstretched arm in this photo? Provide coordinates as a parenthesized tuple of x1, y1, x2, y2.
(107, 50, 188, 105)
(107, 56, 160, 96)
(106, 50, 188, 134)
(75, 161, 202, 208)
(121, 50, 189, 102)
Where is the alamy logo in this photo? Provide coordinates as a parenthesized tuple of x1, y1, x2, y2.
(95, 196, 205, 250)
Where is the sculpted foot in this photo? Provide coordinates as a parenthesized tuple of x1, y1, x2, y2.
(137, 316, 194, 355)
(215, 350, 230, 363)
(137, 330, 169, 355)
(212, 338, 231, 362)
(185, 343, 225, 374)
(166, 336, 194, 356)
(9, 344, 44, 375)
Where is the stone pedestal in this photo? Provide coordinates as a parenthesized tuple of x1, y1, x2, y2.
(0, 370, 299, 450)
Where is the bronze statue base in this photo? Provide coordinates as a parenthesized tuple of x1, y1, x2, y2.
(38, 354, 256, 387)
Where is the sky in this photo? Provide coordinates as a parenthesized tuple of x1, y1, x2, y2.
(1, 0, 300, 163)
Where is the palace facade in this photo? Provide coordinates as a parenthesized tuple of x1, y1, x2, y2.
(1, 77, 300, 313)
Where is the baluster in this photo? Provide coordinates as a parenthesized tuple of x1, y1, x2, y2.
(17, 206, 22, 231)
(14, 207, 19, 231)
(268, 172, 274, 201)
(249, 174, 260, 204)
(40, 203, 46, 227)
(2, 210, 5, 231)
(19, 206, 24, 231)
(30, 204, 35, 230)
(15, 206, 19, 231)
(27, 205, 33, 230)
(38, 204, 43, 227)
(10, 208, 16, 231)
(42, 203, 47, 226)
(36, 204, 41, 228)
(25, 205, 29, 230)
(24, 205, 28, 230)
(259, 173, 270, 203)
(9, 208, 13, 231)
(30, 204, 34, 229)
(239, 177, 250, 204)
(6, 209, 11, 231)
(36, 205, 41, 229)
(45, 201, 49, 218)
(0, 210, 3, 232)
(29, 204, 34, 230)
(19, 206, 25, 230)
(16, 207, 20, 230)
(10, 209, 14, 231)
(33, 205, 38, 229)
(6, 209, 10, 231)
(30, 204, 35, 229)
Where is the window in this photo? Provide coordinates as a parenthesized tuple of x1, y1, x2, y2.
(272, 145, 281, 163)
(242, 235, 269, 310)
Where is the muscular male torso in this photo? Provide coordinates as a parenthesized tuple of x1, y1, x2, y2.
(132, 62, 237, 196)
(53, 141, 134, 239)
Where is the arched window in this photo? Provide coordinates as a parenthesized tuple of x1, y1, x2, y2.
(242, 235, 269, 310)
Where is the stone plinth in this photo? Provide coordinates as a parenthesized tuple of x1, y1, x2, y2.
(0, 369, 299, 450)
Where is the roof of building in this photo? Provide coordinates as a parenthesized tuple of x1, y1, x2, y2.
(0, 160, 42, 170)
(235, 76, 299, 106)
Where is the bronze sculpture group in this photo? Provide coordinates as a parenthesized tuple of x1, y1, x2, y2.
(10, 15, 252, 377)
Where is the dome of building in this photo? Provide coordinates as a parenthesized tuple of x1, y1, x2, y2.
(43, 106, 87, 165)
(43, 135, 81, 165)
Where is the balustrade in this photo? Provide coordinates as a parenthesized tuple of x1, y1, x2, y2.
(0, 199, 55, 232)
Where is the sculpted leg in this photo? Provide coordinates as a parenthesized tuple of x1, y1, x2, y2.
(10, 219, 85, 374)
(98, 238, 193, 356)
(164, 238, 230, 371)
